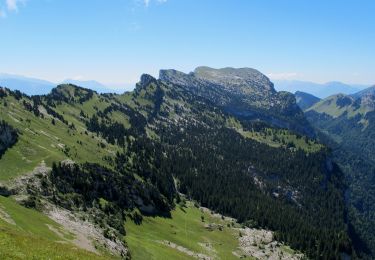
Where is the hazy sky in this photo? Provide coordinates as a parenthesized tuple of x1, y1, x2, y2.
(1, 0, 374, 86)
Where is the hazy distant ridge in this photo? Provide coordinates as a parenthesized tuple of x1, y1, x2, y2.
(274, 80, 369, 98)
(0, 74, 131, 95)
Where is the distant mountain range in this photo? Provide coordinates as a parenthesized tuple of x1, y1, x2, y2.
(0, 73, 132, 95)
(274, 80, 369, 98)
(0, 73, 56, 96)
(60, 79, 119, 94)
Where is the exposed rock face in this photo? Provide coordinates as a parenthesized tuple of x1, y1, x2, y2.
(160, 66, 313, 136)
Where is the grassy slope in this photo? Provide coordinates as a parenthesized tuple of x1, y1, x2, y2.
(239, 128, 323, 153)
(306, 95, 347, 117)
(0, 196, 70, 240)
(126, 201, 299, 260)
(306, 94, 370, 118)
(0, 93, 121, 257)
(0, 94, 118, 181)
(0, 196, 105, 260)
(226, 117, 323, 153)
(126, 201, 247, 260)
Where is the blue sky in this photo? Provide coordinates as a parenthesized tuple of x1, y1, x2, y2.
(0, 0, 374, 87)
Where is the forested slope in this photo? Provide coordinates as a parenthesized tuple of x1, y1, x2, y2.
(305, 90, 375, 258)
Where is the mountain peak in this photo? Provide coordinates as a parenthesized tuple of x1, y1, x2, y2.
(193, 66, 274, 91)
(138, 74, 157, 88)
(48, 84, 96, 103)
(160, 66, 275, 92)
(61, 79, 116, 94)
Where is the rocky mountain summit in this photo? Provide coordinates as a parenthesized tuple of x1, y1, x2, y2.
(160, 66, 313, 136)
(160, 67, 284, 109)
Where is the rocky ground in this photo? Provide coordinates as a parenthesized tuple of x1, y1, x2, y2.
(200, 205, 304, 260)
(46, 204, 127, 257)
(235, 227, 304, 259)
